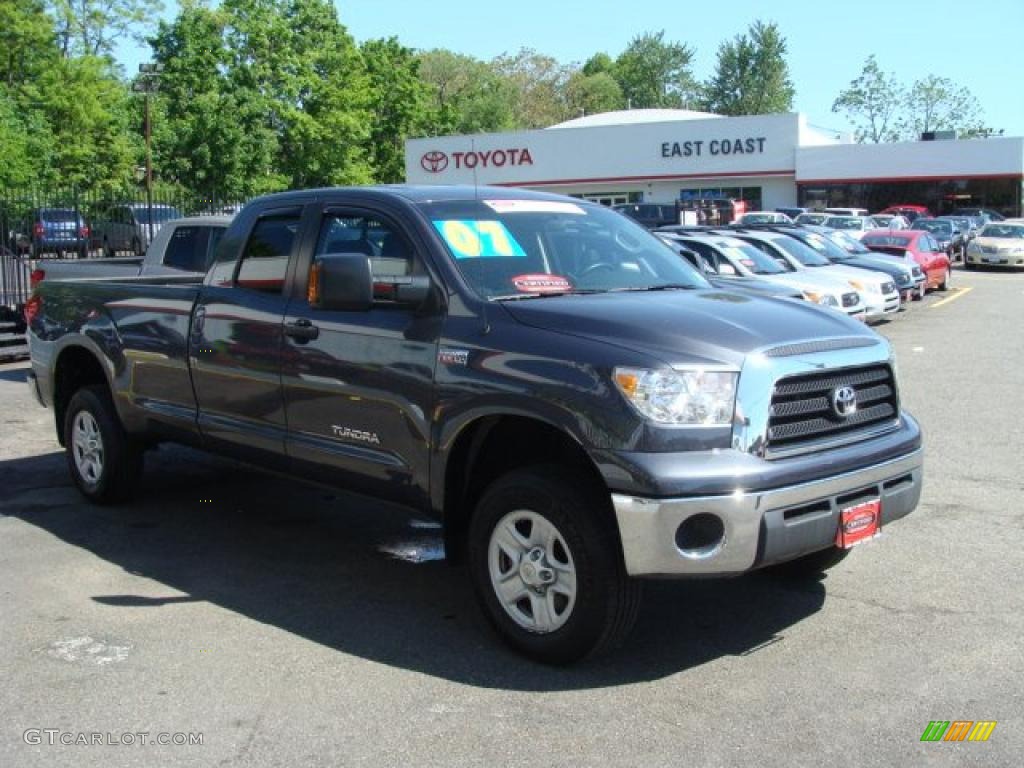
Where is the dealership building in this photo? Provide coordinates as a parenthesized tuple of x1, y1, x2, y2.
(404, 110, 1024, 216)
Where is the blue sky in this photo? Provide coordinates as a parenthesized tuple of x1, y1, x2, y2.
(119, 0, 1024, 136)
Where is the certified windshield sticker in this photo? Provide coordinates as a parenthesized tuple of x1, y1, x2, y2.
(483, 200, 585, 215)
(433, 220, 527, 259)
(511, 274, 572, 294)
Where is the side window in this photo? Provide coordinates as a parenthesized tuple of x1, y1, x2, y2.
(685, 241, 719, 272)
(162, 226, 208, 272)
(236, 215, 301, 294)
(315, 213, 416, 284)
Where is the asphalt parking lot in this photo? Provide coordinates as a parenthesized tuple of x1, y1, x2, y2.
(1, 268, 1022, 768)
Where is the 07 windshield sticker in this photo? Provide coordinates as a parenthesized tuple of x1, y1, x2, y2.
(433, 219, 527, 259)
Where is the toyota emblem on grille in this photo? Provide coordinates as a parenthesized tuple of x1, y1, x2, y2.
(420, 150, 449, 173)
(832, 385, 858, 418)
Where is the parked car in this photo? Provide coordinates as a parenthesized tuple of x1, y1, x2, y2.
(23, 207, 91, 257)
(794, 212, 830, 226)
(877, 205, 931, 223)
(612, 202, 678, 229)
(822, 229, 927, 300)
(729, 229, 897, 321)
(938, 215, 979, 252)
(25, 185, 923, 663)
(910, 218, 960, 259)
(655, 233, 805, 300)
(774, 207, 807, 219)
(868, 214, 909, 230)
(951, 207, 1004, 222)
(823, 215, 875, 239)
(30, 216, 231, 285)
(823, 207, 869, 217)
(91, 203, 184, 256)
(964, 221, 1024, 269)
(769, 225, 916, 308)
(734, 211, 793, 226)
(683, 230, 867, 318)
(861, 230, 951, 293)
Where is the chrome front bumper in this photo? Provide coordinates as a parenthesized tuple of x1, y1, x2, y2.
(611, 448, 923, 577)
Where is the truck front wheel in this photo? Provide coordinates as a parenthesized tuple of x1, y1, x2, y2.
(64, 385, 143, 504)
(468, 465, 641, 664)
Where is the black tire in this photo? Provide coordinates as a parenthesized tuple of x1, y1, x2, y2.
(103, 238, 113, 259)
(771, 546, 850, 579)
(64, 385, 143, 503)
(131, 237, 142, 257)
(914, 282, 926, 301)
(939, 267, 950, 291)
(468, 464, 641, 665)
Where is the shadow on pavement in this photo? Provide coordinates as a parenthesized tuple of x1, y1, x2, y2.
(0, 363, 28, 383)
(1, 446, 826, 691)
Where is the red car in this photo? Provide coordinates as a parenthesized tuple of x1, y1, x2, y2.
(861, 230, 951, 295)
(877, 204, 932, 223)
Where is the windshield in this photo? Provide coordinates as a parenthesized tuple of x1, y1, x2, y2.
(40, 208, 79, 222)
(825, 216, 865, 230)
(710, 238, 787, 275)
(795, 213, 829, 225)
(979, 224, 1024, 239)
(862, 234, 912, 248)
(420, 199, 708, 299)
(773, 236, 832, 267)
(740, 213, 781, 224)
(801, 231, 852, 261)
(914, 220, 952, 236)
(827, 230, 872, 254)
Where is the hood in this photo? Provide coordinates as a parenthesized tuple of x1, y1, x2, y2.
(800, 263, 887, 287)
(501, 289, 872, 367)
(760, 269, 860, 298)
(841, 256, 909, 280)
(708, 275, 802, 299)
(974, 236, 1024, 252)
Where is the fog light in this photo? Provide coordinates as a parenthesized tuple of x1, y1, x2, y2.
(675, 513, 726, 559)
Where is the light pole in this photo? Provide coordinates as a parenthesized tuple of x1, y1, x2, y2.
(132, 63, 164, 248)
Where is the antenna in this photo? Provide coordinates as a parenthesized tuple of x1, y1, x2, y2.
(471, 137, 480, 200)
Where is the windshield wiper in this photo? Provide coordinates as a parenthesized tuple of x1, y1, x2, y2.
(611, 284, 700, 293)
(491, 289, 608, 302)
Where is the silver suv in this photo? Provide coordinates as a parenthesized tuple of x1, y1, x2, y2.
(93, 203, 183, 256)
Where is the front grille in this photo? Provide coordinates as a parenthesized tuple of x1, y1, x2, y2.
(841, 292, 859, 308)
(982, 246, 997, 254)
(767, 364, 899, 453)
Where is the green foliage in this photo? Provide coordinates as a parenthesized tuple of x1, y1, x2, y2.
(613, 30, 698, 109)
(416, 48, 515, 135)
(565, 71, 624, 117)
(362, 37, 432, 183)
(493, 48, 572, 129)
(833, 56, 993, 142)
(49, 0, 166, 57)
(0, 0, 56, 89)
(581, 53, 614, 78)
(702, 21, 794, 116)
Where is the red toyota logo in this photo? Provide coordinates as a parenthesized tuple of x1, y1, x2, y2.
(421, 150, 449, 173)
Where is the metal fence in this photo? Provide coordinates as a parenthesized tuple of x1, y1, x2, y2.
(1, 186, 246, 308)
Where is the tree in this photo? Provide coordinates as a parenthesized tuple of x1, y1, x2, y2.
(362, 37, 432, 183)
(564, 71, 623, 117)
(416, 49, 514, 134)
(0, 0, 57, 88)
(702, 21, 794, 116)
(613, 30, 698, 109)
(492, 48, 571, 128)
(901, 75, 986, 139)
(831, 56, 905, 143)
(0, 92, 54, 188)
(581, 52, 614, 78)
(49, 0, 165, 57)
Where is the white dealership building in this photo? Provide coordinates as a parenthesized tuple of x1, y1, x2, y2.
(405, 110, 1024, 216)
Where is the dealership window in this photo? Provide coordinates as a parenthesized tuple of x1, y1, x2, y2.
(798, 177, 1022, 217)
(573, 192, 642, 206)
(680, 186, 762, 211)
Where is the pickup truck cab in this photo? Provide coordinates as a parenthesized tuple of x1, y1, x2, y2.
(26, 186, 924, 663)
(31, 216, 231, 286)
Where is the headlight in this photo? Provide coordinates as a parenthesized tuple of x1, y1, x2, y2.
(613, 367, 738, 425)
(967, 242, 980, 253)
(849, 279, 880, 294)
(803, 290, 838, 306)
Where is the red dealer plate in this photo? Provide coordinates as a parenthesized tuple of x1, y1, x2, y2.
(835, 499, 880, 549)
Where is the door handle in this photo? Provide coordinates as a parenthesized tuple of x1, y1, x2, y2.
(284, 318, 319, 342)
(191, 306, 206, 336)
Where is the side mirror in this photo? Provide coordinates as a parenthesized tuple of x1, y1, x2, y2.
(718, 262, 737, 276)
(309, 252, 372, 311)
(380, 274, 432, 306)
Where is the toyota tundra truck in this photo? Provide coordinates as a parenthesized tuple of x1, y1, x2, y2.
(25, 186, 924, 664)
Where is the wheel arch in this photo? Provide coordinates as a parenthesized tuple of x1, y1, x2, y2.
(440, 413, 612, 564)
(52, 343, 113, 446)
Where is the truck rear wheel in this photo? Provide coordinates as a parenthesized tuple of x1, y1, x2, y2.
(468, 465, 641, 664)
(64, 385, 143, 504)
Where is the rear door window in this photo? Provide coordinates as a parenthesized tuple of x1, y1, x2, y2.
(162, 226, 210, 272)
(236, 215, 302, 294)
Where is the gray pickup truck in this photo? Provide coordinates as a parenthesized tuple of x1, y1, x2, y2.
(26, 186, 924, 663)
(31, 216, 231, 284)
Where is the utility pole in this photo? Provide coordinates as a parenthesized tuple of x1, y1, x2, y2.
(132, 63, 164, 249)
